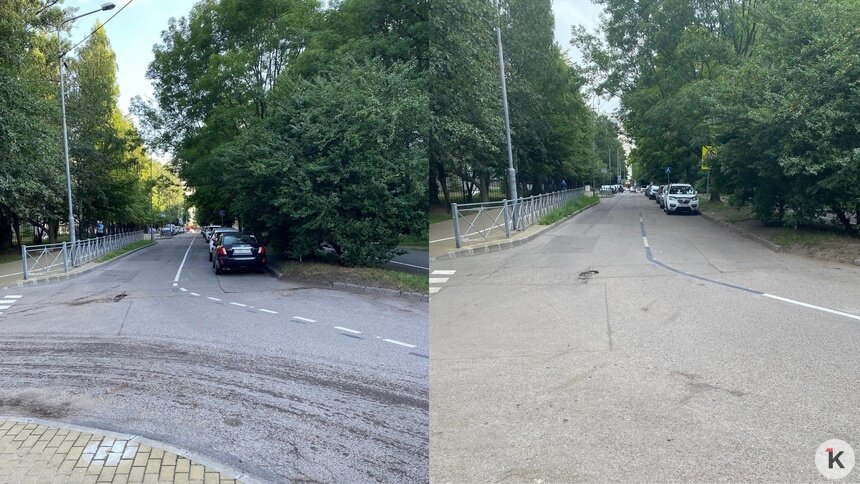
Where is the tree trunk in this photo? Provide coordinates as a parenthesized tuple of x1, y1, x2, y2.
(12, 214, 22, 249)
(48, 219, 58, 244)
(438, 170, 452, 213)
(832, 207, 856, 234)
(479, 174, 490, 203)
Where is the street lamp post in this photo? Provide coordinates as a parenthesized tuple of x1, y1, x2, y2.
(56, 3, 115, 262)
(495, 26, 519, 229)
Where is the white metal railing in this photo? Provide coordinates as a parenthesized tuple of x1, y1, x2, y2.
(451, 188, 585, 248)
(21, 230, 146, 280)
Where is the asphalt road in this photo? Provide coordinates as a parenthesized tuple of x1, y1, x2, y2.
(387, 248, 429, 274)
(0, 233, 428, 482)
(430, 192, 860, 482)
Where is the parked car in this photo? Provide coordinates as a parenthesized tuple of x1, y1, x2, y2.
(663, 183, 700, 215)
(647, 185, 659, 199)
(208, 227, 240, 261)
(202, 225, 221, 241)
(657, 186, 667, 207)
(212, 233, 267, 274)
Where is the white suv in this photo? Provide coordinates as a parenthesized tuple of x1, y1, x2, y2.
(663, 184, 700, 215)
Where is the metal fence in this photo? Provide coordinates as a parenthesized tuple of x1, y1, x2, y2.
(21, 230, 146, 280)
(450, 187, 586, 248)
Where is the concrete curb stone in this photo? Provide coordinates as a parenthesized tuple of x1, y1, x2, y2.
(699, 211, 784, 252)
(266, 264, 428, 302)
(432, 198, 600, 262)
(1, 240, 157, 290)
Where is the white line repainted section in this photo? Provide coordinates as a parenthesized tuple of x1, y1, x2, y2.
(429, 287, 441, 294)
(429, 277, 449, 284)
(173, 236, 196, 283)
(190, 292, 200, 296)
(388, 260, 429, 270)
(229, 302, 247, 307)
(4, 295, 22, 299)
(432, 270, 456, 275)
(382, 338, 416, 348)
(259, 309, 277, 314)
(762, 294, 860, 321)
(179, 288, 187, 292)
(292, 316, 316, 323)
(642, 236, 650, 248)
(207, 297, 221, 301)
(334, 326, 362, 334)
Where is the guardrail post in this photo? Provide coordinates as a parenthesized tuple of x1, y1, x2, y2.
(452, 203, 462, 249)
(502, 199, 511, 238)
(62, 242, 69, 273)
(21, 244, 28, 280)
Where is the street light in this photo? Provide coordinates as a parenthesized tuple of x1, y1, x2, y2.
(57, 3, 114, 261)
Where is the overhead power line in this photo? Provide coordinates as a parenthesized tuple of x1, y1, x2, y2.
(62, 0, 134, 58)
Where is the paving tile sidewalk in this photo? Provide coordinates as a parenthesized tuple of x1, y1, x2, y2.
(0, 418, 242, 484)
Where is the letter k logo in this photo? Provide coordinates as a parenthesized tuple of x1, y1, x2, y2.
(828, 448, 845, 469)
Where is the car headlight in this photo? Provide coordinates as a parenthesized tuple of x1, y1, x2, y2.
(668, 196, 677, 201)
(692, 197, 698, 202)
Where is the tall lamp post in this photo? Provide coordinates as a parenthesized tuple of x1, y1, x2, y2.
(57, 2, 115, 258)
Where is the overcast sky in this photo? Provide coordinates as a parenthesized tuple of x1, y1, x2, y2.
(64, 0, 614, 116)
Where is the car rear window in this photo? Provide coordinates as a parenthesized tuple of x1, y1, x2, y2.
(223, 235, 257, 245)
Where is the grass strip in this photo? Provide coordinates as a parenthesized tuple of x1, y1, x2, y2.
(399, 233, 428, 249)
(275, 260, 428, 294)
(538, 195, 600, 225)
(98, 240, 156, 262)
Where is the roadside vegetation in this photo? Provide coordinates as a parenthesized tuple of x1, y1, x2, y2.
(274, 261, 428, 294)
(538, 196, 600, 225)
(574, 0, 860, 235)
(97, 240, 156, 263)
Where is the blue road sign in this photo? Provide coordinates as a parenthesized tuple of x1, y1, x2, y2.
(665, 166, 672, 175)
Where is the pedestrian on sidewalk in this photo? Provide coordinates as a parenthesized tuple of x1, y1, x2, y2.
(560, 179, 568, 191)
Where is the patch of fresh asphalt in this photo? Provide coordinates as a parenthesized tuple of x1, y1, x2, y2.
(430, 192, 860, 482)
(0, 233, 428, 482)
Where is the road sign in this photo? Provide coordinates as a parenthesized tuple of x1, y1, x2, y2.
(665, 166, 672, 175)
(701, 145, 716, 170)
(600, 167, 608, 174)
(218, 209, 226, 217)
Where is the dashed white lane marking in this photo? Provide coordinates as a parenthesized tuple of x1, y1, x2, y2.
(432, 270, 456, 275)
(190, 292, 200, 296)
(173, 236, 195, 283)
(230, 302, 247, 307)
(259, 309, 278, 314)
(334, 326, 361, 334)
(762, 294, 860, 322)
(430, 269, 455, 296)
(292, 316, 316, 323)
(0, 306, 10, 310)
(429, 287, 441, 294)
(0, 300, 18, 304)
(5, 295, 22, 299)
(429, 277, 449, 284)
(179, 288, 187, 292)
(383, 338, 417, 348)
(207, 297, 221, 301)
(642, 236, 650, 248)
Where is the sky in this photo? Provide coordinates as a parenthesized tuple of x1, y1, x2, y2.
(64, 0, 616, 116)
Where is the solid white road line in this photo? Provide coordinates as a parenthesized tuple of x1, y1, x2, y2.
(762, 294, 860, 322)
(0, 300, 18, 304)
(334, 326, 362, 334)
(190, 292, 200, 296)
(229, 302, 247, 307)
(292, 316, 316, 323)
(388, 260, 429, 270)
(0, 306, 10, 310)
(207, 297, 222, 301)
(429, 277, 449, 284)
(431, 270, 456, 275)
(642, 236, 650, 248)
(0, 271, 24, 277)
(173, 236, 196, 283)
(382, 338, 416, 348)
(4, 295, 22, 299)
(179, 288, 187, 292)
(429, 287, 441, 294)
(429, 236, 456, 244)
(259, 309, 278, 314)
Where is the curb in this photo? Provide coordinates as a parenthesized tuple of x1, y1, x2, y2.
(432, 198, 600, 262)
(0, 415, 266, 484)
(1, 240, 157, 290)
(266, 264, 428, 302)
(699, 212, 784, 252)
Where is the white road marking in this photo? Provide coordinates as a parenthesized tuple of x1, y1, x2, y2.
(642, 236, 650, 248)
(429, 287, 441, 294)
(172, 283, 178, 287)
(5, 295, 22, 299)
(230, 302, 247, 307)
(0, 271, 24, 277)
(432, 270, 456, 275)
(0, 306, 10, 310)
(0, 300, 18, 304)
(430, 236, 456, 243)
(173, 236, 195, 283)
(762, 294, 860, 321)
(190, 292, 200, 296)
(429, 277, 449, 284)
(334, 326, 362, 334)
(388, 260, 429, 270)
(259, 309, 278, 314)
(179, 288, 187, 292)
(207, 297, 221, 301)
(382, 338, 417, 348)
(292, 316, 316, 323)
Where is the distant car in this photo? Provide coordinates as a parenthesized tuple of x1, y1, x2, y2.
(663, 183, 699, 215)
(212, 233, 267, 274)
(208, 227, 240, 261)
(202, 225, 221, 241)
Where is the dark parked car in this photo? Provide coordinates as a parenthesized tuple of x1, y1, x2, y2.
(212, 233, 267, 274)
